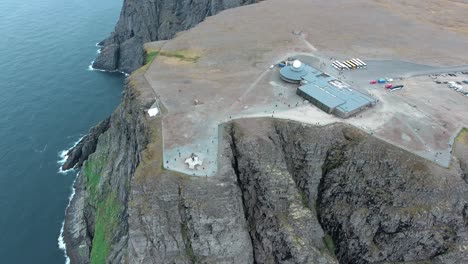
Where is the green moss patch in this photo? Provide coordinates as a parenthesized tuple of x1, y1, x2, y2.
(90, 192, 122, 264)
(145, 51, 159, 65)
(159, 51, 200, 63)
(82, 143, 109, 204)
(323, 234, 336, 256)
(456, 128, 468, 145)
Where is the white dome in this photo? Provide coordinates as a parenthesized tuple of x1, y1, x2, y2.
(292, 60, 302, 69)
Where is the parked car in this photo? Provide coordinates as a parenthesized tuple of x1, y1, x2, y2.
(389, 85, 404, 91)
(370, 80, 377, 84)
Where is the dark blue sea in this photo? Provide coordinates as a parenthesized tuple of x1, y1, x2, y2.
(0, 0, 124, 263)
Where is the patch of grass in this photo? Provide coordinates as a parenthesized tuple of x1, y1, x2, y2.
(159, 51, 200, 63)
(455, 128, 468, 145)
(82, 149, 109, 204)
(90, 192, 122, 264)
(145, 50, 159, 65)
(323, 234, 336, 256)
(131, 49, 160, 76)
(132, 49, 200, 76)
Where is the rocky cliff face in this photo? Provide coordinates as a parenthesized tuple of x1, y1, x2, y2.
(229, 119, 468, 264)
(93, 0, 257, 73)
(63, 73, 155, 263)
(64, 80, 468, 263)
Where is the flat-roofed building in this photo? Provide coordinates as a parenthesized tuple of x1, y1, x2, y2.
(297, 84, 345, 113)
(286, 60, 376, 118)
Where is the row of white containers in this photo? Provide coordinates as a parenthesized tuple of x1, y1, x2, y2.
(332, 58, 366, 70)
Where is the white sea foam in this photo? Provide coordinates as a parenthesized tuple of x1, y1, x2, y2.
(87, 61, 129, 76)
(87, 60, 97, 71)
(58, 222, 70, 264)
(88, 44, 130, 76)
(58, 150, 69, 165)
(58, 136, 85, 174)
(58, 175, 77, 264)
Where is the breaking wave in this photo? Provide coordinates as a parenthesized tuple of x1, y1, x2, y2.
(58, 174, 77, 264)
(58, 136, 85, 174)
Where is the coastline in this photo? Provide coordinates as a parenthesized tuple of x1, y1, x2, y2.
(58, 135, 85, 174)
(57, 135, 84, 263)
(57, 43, 126, 262)
(60, 68, 156, 262)
(87, 61, 129, 76)
(88, 44, 129, 76)
(58, 176, 76, 264)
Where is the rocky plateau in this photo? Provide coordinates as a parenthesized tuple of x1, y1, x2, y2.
(63, 0, 468, 263)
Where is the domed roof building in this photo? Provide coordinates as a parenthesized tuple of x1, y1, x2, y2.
(279, 60, 310, 83)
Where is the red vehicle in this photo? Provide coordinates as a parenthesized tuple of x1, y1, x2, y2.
(385, 84, 393, 89)
(370, 80, 377, 84)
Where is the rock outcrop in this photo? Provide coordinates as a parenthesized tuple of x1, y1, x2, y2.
(93, 0, 258, 73)
(62, 118, 110, 171)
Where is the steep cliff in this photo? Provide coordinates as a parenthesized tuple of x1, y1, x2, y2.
(64, 88, 468, 263)
(93, 0, 258, 73)
(228, 119, 468, 264)
(63, 72, 155, 263)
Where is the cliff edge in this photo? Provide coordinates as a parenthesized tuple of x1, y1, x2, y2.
(64, 84, 468, 263)
(92, 0, 257, 73)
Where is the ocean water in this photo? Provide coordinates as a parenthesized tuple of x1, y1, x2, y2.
(0, 0, 124, 263)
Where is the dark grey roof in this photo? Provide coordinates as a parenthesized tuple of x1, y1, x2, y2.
(296, 66, 376, 113)
(280, 65, 310, 81)
(299, 84, 346, 109)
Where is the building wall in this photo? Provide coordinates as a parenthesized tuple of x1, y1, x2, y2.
(280, 75, 301, 84)
(296, 89, 333, 113)
(334, 105, 370, 118)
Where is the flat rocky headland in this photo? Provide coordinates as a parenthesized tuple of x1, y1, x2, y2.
(63, 0, 468, 263)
